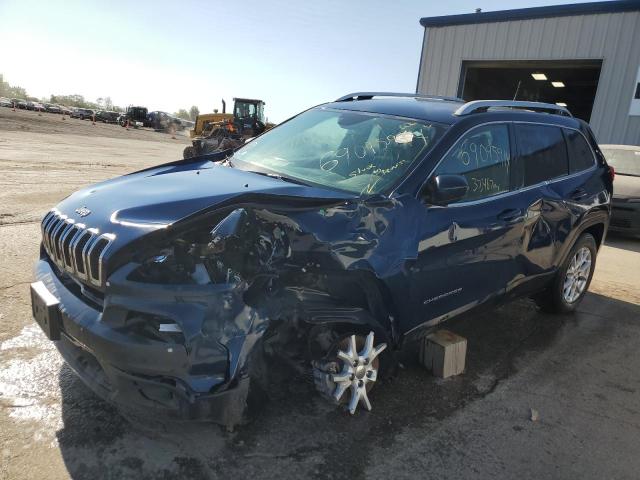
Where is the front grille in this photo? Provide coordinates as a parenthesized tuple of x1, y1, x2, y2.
(41, 209, 115, 287)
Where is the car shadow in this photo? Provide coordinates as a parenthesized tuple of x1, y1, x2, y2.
(54, 293, 639, 479)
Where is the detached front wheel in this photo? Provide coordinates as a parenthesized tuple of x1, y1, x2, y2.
(535, 233, 597, 313)
(313, 330, 387, 414)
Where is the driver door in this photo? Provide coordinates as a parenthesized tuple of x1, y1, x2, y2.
(404, 122, 525, 332)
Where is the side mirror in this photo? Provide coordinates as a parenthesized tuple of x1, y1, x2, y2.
(423, 174, 469, 206)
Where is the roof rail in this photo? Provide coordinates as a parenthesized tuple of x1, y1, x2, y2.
(454, 100, 572, 117)
(335, 92, 464, 103)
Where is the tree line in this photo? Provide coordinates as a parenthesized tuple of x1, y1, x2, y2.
(1, 73, 201, 118)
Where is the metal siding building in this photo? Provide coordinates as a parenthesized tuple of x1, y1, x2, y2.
(417, 1, 640, 144)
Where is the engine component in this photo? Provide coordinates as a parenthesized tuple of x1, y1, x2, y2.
(127, 208, 289, 286)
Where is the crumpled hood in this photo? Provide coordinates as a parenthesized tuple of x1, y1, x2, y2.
(54, 158, 353, 247)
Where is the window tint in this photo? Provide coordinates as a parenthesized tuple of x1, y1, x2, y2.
(515, 124, 568, 186)
(433, 124, 511, 202)
(564, 129, 595, 173)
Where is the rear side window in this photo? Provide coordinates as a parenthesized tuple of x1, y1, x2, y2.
(433, 124, 511, 202)
(515, 124, 568, 186)
(564, 129, 595, 173)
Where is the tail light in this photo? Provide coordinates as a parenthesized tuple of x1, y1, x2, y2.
(609, 165, 615, 182)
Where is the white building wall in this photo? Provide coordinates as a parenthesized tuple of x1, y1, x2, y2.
(417, 11, 640, 144)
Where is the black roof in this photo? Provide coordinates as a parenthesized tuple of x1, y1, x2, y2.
(420, 0, 640, 28)
(323, 97, 463, 124)
(322, 94, 584, 129)
(234, 98, 265, 104)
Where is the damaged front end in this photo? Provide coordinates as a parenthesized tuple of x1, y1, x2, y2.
(36, 197, 403, 428)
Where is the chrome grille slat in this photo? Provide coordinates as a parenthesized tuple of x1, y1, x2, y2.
(50, 218, 69, 264)
(44, 216, 62, 252)
(62, 225, 80, 270)
(73, 231, 92, 278)
(82, 230, 100, 284)
(41, 211, 55, 238)
(57, 221, 75, 267)
(39, 210, 115, 287)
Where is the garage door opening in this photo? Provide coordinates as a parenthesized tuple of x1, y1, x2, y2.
(459, 60, 602, 122)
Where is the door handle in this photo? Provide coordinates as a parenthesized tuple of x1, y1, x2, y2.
(497, 208, 523, 222)
(570, 188, 588, 201)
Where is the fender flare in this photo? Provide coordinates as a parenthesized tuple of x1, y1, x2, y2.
(557, 209, 609, 267)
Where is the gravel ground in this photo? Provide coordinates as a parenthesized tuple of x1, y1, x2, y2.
(1, 107, 639, 480)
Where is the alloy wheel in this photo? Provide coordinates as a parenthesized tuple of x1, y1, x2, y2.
(562, 246, 592, 304)
(331, 331, 387, 414)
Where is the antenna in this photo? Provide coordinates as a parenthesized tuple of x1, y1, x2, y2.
(513, 80, 522, 101)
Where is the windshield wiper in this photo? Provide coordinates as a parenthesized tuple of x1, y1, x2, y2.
(246, 170, 310, 186)
(220, 151, 235, 168)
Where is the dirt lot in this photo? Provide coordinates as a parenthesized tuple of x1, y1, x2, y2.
(1, 107, 639, 480)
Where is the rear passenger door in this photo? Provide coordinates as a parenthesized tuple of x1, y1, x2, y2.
(510, 123, 596, 289)
(511, 123, 569, 278)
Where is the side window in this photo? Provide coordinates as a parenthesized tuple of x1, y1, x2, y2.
(515, 124, 568, 186)
(433, 124, 511, 202)
(564, 128, 595, 173)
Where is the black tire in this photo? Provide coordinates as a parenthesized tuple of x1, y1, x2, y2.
(183, 146, 195, 159)
(534, 233, 597, 313)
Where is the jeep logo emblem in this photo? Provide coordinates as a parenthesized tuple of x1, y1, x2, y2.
(75, 206, 91, 217)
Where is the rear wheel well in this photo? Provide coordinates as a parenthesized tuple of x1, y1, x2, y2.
(582, 223, 605, 249)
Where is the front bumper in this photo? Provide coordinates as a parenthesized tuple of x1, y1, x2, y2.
(610, 200, 640, 235)
(34, 258, 252, 425)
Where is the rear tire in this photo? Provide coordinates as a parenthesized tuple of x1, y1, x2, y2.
(534, 233, 597, 313)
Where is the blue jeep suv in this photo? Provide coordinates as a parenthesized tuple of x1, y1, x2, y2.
(31, 93, 613, 427)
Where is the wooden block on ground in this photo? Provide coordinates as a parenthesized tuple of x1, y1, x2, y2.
(420, 330, 467, 378)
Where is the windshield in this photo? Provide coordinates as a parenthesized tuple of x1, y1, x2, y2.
(601, 147, 640, 176)
(235, 102, 256, 120)
(233, 108, 447, 195)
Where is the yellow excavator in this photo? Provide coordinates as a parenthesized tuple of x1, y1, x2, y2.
(184, 98, 273, 158)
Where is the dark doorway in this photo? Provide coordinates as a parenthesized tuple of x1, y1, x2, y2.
(459, 60, 602, 122)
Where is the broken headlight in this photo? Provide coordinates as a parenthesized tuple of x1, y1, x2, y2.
(128, 208, 289, 285)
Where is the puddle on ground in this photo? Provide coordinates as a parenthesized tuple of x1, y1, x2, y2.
(0, 324, 63, 441)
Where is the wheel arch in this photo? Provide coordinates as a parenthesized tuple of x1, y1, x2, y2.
(254, 269, 399, 348)
(558, 210, 609, 267)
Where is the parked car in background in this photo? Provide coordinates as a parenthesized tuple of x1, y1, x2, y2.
(70, 108, 95, 120)
(601, 144, 640, 236)
(59, 105, 73, 116)
(10, 98, 26, 109)
(118, 105, 148, 127)
(30, 94, 612, 426)
(147, 110, 183, 132)
(95, 110, 120, 123)
(44, 103, 62, 114)
(0, 97, 12, 107)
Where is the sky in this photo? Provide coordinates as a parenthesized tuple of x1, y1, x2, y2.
(0, 0, 600, 122)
